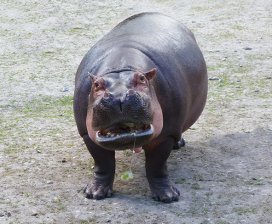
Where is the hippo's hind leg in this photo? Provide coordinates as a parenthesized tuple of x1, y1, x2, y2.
(144, 137, 180, 203)
(82, 135, 115, 200)
(173, 137, 185, 150)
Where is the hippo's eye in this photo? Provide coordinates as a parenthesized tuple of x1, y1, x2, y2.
(139, 74, 146, 83)
(94, 82, 99, 88)
(93, 79, 104, 91)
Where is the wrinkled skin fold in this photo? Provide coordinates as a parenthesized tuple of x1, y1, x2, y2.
(74, 12, 207, 203)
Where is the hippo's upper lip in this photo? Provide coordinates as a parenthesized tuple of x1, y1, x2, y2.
(95, 123, 153, 149)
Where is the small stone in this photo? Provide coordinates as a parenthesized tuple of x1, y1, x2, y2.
(61, 158, 67, 163)
(208, 77, 220, 81)
(243, 47, 252, 50)
(60, 87, 69, 92)
(53, 197, 60, 202)
(47, 181, 53, 184)
(31, 212, 38, 217)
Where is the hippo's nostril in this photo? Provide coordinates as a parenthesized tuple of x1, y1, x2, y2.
(119, 99, 123, 112)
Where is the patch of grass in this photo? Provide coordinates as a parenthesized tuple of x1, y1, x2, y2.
(191, 6, 208, 12)
(1, 95, 75, 155)
(69, 27, 85, 34)
(233, 207, 257, 215)
(188, 195, 209, 216)
(216, 221, 230, 224)
(79, 220, 98, 224)
(41, 50, 57, 58)
(245, 52, 271, 61)
(2, 145, 18, 156)
(191, 183, 201, 190)
(208, 64, 221, 72)
(193, 174, 204, 181)
(232, 24, 245, 31)
(20, 95, 74, 119)
(229, 65, 251, 75)
(208, 52, 272, 99)
(218, 30, 236, 40)
(245, 178, 265, 186)
(175, 178, 186, 184)
(207, 56, 266, 106)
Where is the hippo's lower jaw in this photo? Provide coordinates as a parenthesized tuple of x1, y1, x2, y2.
(95, 123, 154, 151)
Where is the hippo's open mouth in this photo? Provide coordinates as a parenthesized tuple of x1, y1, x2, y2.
(95, 123, 154, 150)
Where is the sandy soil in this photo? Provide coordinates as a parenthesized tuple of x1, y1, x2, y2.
(1, 0, 271, 223)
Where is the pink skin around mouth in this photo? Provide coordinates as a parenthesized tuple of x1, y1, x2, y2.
(131, 147, 143, 153)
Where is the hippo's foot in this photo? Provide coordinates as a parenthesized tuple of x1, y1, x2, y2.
(173, 138, 185, 150)
(149, 178, 180, 203)
(84, 178, 113, 200)
(82, 135, 115, 200)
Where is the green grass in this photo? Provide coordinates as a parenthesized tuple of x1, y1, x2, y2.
(232, 24, 245, 31)
(216, 221, 231, 224)
(245, 178, 265, 186)
(233, 207, 257, 215)
(20, 95, 73, 119)
(191, 183, 201, 190)
(1, 95, 74, 155)
(175, 178, 187, 184)
(69, 27, 85, 34)
(206, 53, 272, 103)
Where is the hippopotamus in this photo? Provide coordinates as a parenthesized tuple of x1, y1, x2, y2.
(73, 12, 207, 203)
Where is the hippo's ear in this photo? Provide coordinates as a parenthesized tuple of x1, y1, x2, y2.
(144, 68, 156, 80)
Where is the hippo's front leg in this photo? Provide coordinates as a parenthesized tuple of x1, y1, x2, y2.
(145, 137, 180, 203)
(83, 135, 115, 200)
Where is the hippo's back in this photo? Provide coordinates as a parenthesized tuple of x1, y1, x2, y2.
(108, 12, 194, 40)
(76, 13, 199, 77)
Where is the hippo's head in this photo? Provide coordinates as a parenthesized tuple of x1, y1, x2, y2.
(86, 68, 163, 151)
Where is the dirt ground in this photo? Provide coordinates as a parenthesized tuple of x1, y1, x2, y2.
(1, 0, 271, 223)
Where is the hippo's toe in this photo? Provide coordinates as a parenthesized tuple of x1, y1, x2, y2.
(173, 138, 186, 150)
(149, 178, 180, 203)
(84, 181, 113, 200)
